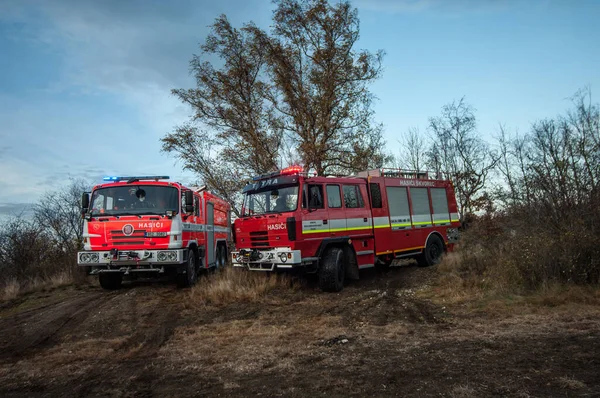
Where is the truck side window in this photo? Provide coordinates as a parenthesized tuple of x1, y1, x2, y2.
(304, 184, 324, 209)
(342, 185, 363, 208)
(369, 183, 382, 208)
(326, 185, 342, 208)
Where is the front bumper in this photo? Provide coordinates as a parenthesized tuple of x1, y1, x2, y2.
(77, 249, 186, 268)
(231, 248, 302, 271)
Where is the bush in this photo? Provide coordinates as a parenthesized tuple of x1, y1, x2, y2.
(439, 198, 600, 295)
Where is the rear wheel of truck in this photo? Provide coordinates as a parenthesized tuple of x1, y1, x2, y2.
(177, 249, 198, 288)
(220, 245, 229, 267)
(318, 247, 345, 292)
(99, 273, 122, 290)
(216, 245, 227, 269)
(417, 234, 444, 267)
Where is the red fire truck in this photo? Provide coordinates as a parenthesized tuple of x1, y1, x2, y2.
(231, 167, 460, 292)
(77, 176, 231, 290)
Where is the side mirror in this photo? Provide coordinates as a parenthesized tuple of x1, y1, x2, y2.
(81, 192, 90, 214)
(184, 191, 194, 213)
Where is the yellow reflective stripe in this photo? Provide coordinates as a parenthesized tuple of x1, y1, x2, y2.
(451, 219, 459, 222)
(303, 226, 372, 234)
(374, 224, 390, 229)
(302, 229, 329, 234)
(433, 220, 450, 224)
(391, 223, 411, 227)
(346, 226, 372, 231)
(412, 221, 432, 225)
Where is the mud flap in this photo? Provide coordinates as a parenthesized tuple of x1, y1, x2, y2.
(343, 246, 360, 281)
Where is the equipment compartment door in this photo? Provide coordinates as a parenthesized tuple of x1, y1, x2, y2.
(207, 202, 215, 266)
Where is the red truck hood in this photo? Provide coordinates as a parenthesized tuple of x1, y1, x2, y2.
(85, 215, 173, 251)
(235, 214, 292, 249)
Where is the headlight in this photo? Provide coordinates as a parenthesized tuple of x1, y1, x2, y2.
(80, 253, 91, 263)
(167, 251, 178, 261)
(157, 251, 168, 262)
(279, 253, 288, 263)
(89, 253, 99, 263)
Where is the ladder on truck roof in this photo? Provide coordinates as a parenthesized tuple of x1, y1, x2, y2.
(356, 168, 431, 179)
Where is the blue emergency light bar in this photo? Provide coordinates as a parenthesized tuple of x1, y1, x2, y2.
(103, 176, 170, 182)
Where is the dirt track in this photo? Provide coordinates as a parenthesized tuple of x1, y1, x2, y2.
(1, 265, 599, 397)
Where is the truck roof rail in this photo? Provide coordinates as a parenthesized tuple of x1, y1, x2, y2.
(355, 168, 431, 179)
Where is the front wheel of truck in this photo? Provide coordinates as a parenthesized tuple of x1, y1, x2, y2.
(177, 248, 198, 288)
(318, 247, 345, 292)
(99, 273, 122, 290)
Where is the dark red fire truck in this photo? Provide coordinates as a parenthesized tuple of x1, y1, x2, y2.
(231, 166, 460, 292)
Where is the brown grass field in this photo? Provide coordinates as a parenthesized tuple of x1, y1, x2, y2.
(1, 263, 599, 397)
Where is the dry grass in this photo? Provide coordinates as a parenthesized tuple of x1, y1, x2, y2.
(188, 267, 304, 306)
(2, 279, 21, 301)
(449, 384, 478, 398)
(558, 376, 587, 390)
(1, 271, 74, 302)
(429, 247, 600, 313)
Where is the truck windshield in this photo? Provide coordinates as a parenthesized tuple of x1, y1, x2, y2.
(90, 185, 179, 216)
(242, 184, 299, 216)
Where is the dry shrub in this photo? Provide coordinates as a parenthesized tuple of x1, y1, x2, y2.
(436, 207, 600, 300)
(189, 267, 303, 306)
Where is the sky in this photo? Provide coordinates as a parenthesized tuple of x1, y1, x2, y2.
(0, 0, 598, 217)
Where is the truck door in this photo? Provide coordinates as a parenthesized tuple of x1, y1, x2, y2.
(342, 183, 374, 268)
(341, 184, 372, 237)
(325, 184, 346, 236)
(367, 179, 392, 254)
(301, 183, 329, 236)
(207, 202, 215, 266)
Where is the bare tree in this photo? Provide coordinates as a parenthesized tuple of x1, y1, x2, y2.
(252, 0, 388, 175)
(163, 15, 283, 214)
(33, 178, 91, 255)
(427, 97, 499, 220)
(164, 0, 389, 203)
(397, 127, 427, 171)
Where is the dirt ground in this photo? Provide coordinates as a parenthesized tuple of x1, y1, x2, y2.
(1, 264, 599, 398)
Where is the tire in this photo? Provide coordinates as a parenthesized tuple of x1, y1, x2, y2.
(318, 247, 345, 292)
(417, 234, 444, 267)
(99, 273, 122, 290)
(222, 246, 229, 267)
(216, 245, 227, 269)
(177, 248, 198, 288)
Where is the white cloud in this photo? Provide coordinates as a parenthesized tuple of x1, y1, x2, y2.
(0, 0, 276, 205)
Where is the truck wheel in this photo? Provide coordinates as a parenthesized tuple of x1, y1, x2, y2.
(177, 249, 198, 288)
(318, 247, 345, 292)
(417, 235, 444, 267)
(99, 273, 122, 290)
(216, 245, 227, 269)
(221, 246, 229, 267)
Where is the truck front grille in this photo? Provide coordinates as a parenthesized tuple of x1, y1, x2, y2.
(249, 231, 269, 247)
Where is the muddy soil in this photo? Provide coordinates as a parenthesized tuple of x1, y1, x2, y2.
(1, 265, 599, 397)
